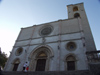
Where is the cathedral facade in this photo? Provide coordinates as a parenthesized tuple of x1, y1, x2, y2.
(4, 3, 96, 71)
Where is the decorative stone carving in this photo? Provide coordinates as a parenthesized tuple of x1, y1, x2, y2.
(42, 37, 46, 44)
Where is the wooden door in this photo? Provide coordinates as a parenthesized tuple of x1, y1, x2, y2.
(36, 59, 46, 71)
(13, 64, 19, 71)
(67, 61, 75, 71)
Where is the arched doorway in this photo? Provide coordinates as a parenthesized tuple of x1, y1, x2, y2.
(35, 52, 47, 71)
(66, 55, 76, 71)
(12, 59, 20, 71)
(29, 46, 54, 71)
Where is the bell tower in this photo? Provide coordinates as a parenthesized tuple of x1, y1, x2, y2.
(67, 3, 96, 51)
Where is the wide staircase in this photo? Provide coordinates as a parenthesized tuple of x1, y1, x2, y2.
(1, 70, 99, 75)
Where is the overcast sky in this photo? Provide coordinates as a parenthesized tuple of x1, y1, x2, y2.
(0, 0, 100, 56)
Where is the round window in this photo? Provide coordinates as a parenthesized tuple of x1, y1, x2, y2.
(40, 26, 53, 36)
(66, 42, 76, 51)
(15, 47, 23, 56)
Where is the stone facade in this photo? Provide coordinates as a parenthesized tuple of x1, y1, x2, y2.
(4, 3, 96, 71)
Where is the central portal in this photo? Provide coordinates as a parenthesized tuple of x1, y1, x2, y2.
(29, 46, 53, 71)
(36, 59, 46, 71)
(35, 51, 47, 71)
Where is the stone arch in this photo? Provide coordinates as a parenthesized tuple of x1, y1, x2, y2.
(29, 45, 54, 71)
(74, 13, 80, 18)
(73, 6, 78, 12)
(64, 54, 77, 71)
(36, 51, 47, 58)
(64, 53, 78, 61)
(12, 58, 20, 63)
(12, 58, 20, 71)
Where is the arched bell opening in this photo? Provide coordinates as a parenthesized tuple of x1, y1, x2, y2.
(73, 6, 78, 12)
(74, 13, 80, 18)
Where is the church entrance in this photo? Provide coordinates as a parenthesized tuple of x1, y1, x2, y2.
(13, 64, 19, 71)
(12, 59, 20, 71)
(66, 55, 76, 71)
(36, 59, 46, 71)
(67, 61, 75, 70)
(35, 51, 47, 71)
(29, 46, 54, 71)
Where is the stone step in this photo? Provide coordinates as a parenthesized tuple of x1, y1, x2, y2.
(1, 70, 94, 75)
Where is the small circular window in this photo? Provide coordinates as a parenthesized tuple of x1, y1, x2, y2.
(15, 47, 23, 56)
(40, 26, 53, 36)
(66, 42, 76, 51)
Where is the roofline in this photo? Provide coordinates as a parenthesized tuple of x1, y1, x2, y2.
(21, 18, 77, 29)
(67, 2, 84, 7)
